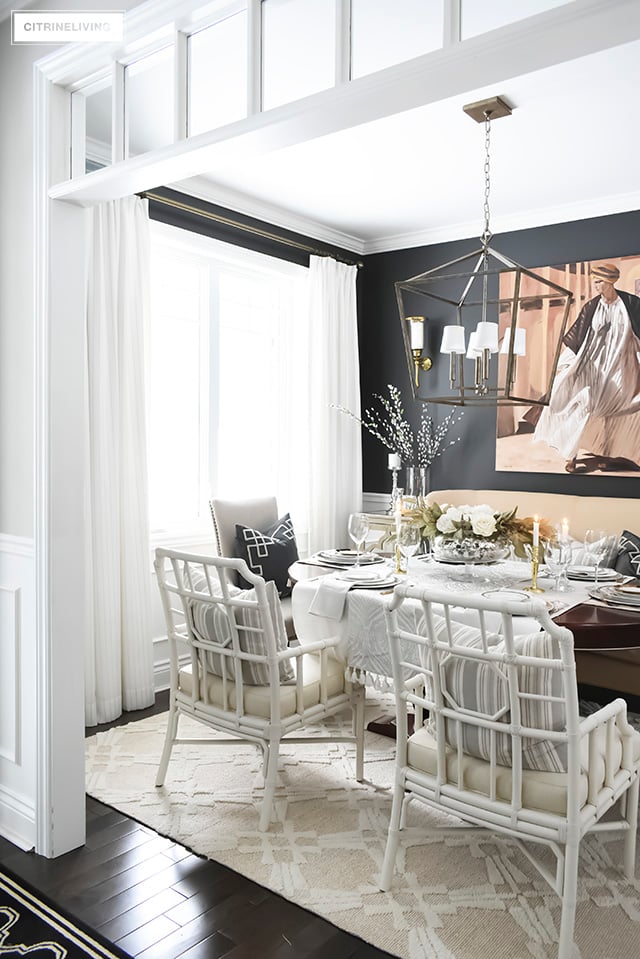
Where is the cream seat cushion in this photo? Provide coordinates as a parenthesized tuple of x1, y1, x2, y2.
(408, 723, 640, 816)
(178, 652, 347, 720)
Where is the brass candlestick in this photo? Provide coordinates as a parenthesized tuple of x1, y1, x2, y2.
(395, 544, 404, 575)
(525, 544, 545, 593)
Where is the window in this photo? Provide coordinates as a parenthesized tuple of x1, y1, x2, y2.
(461, 0, 572, 39)
(125, 46, 175, 157)
(351, 0, 443, 79)
(148, 222, 310, 549)
(188, 10, 248, 135)
(262, 0, 336, 110)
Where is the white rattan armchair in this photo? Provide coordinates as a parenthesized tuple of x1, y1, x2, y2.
(154, 548, 365, 831)
(380, 583, 640, 959)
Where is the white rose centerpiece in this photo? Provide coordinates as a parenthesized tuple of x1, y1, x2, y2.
(406, 500, 552, 564)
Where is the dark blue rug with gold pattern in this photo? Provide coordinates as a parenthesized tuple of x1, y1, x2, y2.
(0, 866, 131, 958)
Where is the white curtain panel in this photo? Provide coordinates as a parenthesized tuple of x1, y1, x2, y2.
(85, 196, 155, 726)
(307, 256, 362, 554)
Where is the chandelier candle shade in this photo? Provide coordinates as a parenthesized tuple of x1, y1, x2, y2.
(395, 96, 574, 407)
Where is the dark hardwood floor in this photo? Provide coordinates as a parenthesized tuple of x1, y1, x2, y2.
(0, 696, 395, 959)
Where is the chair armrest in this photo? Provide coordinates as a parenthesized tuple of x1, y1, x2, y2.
(278, 636, 343, 660)
(403, 672, 428, 729)
(579, 699, 637, 803)
(578, 698, 629, 735)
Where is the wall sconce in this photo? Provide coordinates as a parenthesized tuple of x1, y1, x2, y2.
(406, 316, 432, 387)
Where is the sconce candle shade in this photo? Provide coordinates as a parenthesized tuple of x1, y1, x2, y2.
(408, 316, 425, 350)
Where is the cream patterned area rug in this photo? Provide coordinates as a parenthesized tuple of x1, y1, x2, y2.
(86, 700, 640, 959)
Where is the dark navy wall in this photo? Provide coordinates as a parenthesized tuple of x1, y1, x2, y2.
(359, 210, 640, 500)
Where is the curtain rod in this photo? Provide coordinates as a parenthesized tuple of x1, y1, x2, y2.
(139, 191, 363, 268)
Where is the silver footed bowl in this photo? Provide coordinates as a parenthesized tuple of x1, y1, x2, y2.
(432, 535, 510, 565)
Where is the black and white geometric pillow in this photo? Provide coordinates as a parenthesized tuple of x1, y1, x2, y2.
(235, 513, 299, 596)
(614, 530, 640, 579)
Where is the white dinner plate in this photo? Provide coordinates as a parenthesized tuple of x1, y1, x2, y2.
(317, 549, 383, 566)
(337, 567, 390, 582)
(350, 576, 399, 590)
(596, 585, 640, 606)
(481, 589, 530, 603)
(588, 586, 640, 611)
(614, 583, 640, 596)
(567, 566, 618, 582)
(336, 571, 398, 589)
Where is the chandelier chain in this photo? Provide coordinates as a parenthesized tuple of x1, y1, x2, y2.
(482, 112, 492, 245)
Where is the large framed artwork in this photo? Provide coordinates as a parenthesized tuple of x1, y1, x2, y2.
(495, 254, 640, 475)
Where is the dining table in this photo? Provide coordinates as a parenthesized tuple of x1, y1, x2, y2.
(290, 554, 640, 691)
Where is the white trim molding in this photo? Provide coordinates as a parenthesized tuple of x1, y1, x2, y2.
(0, 784, 36, 852)
(0, 535, 34, 559)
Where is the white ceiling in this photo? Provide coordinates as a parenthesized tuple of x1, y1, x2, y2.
(179, 36, 640, 254)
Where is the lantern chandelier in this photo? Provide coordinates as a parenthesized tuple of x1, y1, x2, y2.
(396, 96, 574, 407)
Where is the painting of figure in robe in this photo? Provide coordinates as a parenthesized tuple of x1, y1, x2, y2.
(495, 255, 640, 475)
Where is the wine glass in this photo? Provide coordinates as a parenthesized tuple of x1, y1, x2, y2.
(397, 523, 421, 574)
(584, 528, 607, 587)
(348, 513, 369, 568)
(543, 539, 572, 592)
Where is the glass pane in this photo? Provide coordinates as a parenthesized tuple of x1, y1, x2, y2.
(216, 270, 280, 497)
(148, 249, 208, 528)
(262, 0, 335, 111)
(125, 46, 174, 158)
(188, 10, 248, 135)
(83, 79, 112, 172)
(351, 0, 443, 79)
(461, 0, 572, 39)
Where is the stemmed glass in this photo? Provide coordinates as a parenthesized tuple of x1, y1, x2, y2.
(584, 528, 607, 587)
(397, 523, 421, 574)
(543, 539, 572, 592)
(348, 513, 370, 569)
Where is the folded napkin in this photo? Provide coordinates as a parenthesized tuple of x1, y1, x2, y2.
(308, 576, 353, 620)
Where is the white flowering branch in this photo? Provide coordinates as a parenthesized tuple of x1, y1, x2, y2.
(416, 406, 464, 468)
(332, 384, 414, 463)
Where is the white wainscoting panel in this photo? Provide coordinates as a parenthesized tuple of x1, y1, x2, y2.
(0, 534, 36, 849)
(0, 585, 21, 764)
(363, 491, 389, 515)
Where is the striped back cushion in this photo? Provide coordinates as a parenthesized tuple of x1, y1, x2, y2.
(431, 618, 567, 773)
(188, 578, 294, 686)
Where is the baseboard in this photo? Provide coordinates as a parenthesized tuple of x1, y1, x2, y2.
(0, 784, 36, 851)
(153, 647, 190, 694)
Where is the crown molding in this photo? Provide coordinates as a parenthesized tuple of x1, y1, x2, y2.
(174, 175, 367, 255)
(362, 190, 640, 255)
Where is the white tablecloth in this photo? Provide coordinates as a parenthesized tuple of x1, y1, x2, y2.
(292, 558, 592, 688)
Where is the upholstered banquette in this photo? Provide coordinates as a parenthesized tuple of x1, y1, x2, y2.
(425, 489, 640, 697)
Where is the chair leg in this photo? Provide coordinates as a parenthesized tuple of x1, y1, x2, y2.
(558, 838, 580, 959)
(379, 780, 405, 891)
(353, 685, 365, 783)
(259, 738, 280, 832)
(623, 776, 639, 880)
(155, 704, 179, 787)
